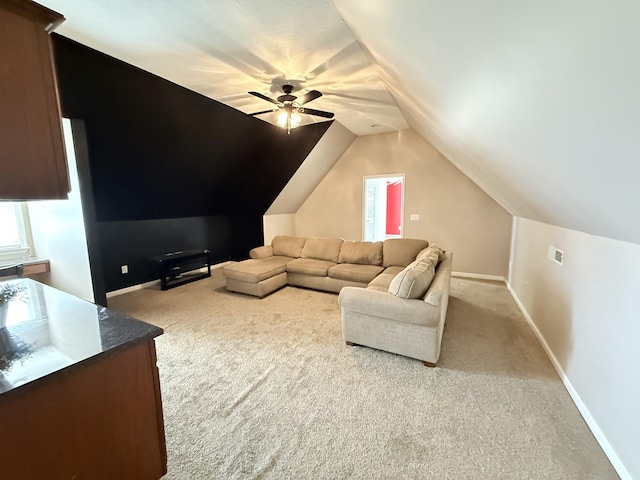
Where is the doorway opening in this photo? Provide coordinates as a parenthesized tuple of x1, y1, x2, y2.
(363, 174, 404, 242)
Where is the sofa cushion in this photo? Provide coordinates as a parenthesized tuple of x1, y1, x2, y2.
(387, 251, 439, 299)
(338, 241, 383, 265)
(301, 237, 344, 263)
(223, 256, 292, 283)
(382, 238, 429, 267)
(382, 266, 404, 276)
(368, 272, 397, 291)
(368, 266, 404, 291)
(329, 263, 384, 283)
(286, 258, 336, 277)
(271, 235, 307, 258)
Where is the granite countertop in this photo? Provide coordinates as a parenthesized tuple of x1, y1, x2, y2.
(0, 278, 162, 397)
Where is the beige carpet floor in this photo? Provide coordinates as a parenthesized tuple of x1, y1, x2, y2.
(109, 269, 618, 479)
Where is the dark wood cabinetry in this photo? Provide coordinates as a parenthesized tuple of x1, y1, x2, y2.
(0, 340, 167, 480)
(0, 0, 70, 200)
(0, 279, 167, 479)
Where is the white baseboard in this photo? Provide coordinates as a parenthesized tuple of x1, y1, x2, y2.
(106, 261, 233, 299)
(214, 261, 234, 268)
(452, 271, 506, 282)
(106, 280, 160, 298)
(505, 282, 632, 480)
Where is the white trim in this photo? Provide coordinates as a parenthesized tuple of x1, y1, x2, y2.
(212, 260, 234, 268)
(452, 271, 506, 282)
(0, 202, 32, 259)
(362, 173, 405, 242)
(106, 280, 160, 298)
(505, 281, 632, 480)
(106, 261, 234, 298)
(0, 248, 30, 262)
(508, 216, 518, 283)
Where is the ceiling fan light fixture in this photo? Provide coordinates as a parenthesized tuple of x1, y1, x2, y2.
(277, 110, 302, 133)
(248, 84, 332, 133)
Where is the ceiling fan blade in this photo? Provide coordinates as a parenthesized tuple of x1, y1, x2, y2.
(296, 90, 323, 105)
(248, 91, 280, 105)
(248, 109, 278, 116)
(299, 107, 334, 119)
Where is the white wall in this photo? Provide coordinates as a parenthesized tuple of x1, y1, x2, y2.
(509, 217, 639, 480)
(267, 121, 356, 216)
(28, 119, 94, 302)
(263, 121, 355, 245)
(263, 214, 296, 245)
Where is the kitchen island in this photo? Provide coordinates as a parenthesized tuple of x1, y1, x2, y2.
(0, 278, 166, 480)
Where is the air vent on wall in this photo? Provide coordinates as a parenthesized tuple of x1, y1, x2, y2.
(548, 245, 564, 265)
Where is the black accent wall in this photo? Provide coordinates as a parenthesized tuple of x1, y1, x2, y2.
(52, 35, 331, 301)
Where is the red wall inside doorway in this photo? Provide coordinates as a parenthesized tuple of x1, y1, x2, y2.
(386, 181, 402, 235)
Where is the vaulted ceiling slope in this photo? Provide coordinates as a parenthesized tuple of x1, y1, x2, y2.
(39, 0, 407, 136)
(40, 1, 640, 244)
(333, 0, 640, 245)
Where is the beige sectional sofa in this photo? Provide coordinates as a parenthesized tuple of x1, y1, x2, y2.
(223, 235, 452, 365)
(339, 248, 452, 366)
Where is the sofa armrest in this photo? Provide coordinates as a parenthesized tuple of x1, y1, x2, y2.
(338, 287, 440, 327)
(249, 245, 273, 259)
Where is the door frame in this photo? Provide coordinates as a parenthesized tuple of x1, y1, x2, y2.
(362, 173, 405, 242)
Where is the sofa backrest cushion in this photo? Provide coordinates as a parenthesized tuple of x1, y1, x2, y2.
(271, 235, 307, 258)
(301, 237, 344, 263)
(339, 241, 383, 266)
(382, 238, 429, 267)
(388, 250, 439, 299)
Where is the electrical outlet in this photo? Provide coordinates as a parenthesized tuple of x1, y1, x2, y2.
(121, 265, 129, 274)
(410, 214, 420, 221)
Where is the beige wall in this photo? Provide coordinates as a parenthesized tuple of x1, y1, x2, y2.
(509, 217, 639, 479)
(295, 129, 512, 276)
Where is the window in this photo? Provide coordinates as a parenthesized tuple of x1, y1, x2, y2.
(0, 202, 31, 260)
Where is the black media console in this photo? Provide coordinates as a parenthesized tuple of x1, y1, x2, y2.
(152, 249, 211, 290)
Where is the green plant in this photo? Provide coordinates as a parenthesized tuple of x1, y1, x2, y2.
(0, 283, 26, 305)
(0, 329, 32, 371)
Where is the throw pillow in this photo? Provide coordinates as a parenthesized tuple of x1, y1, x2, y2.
(416, 244, 445, 264)
(388, 251, 438, 299)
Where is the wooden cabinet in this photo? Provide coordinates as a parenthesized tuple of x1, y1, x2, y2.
(0, 0, 70, 200)
(0, 279, 167, 479)
(0, 340, 168, 480)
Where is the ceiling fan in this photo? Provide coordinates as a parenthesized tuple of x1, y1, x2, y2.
(248, 85, 334, 134)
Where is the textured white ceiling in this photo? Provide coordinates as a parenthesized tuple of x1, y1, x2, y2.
(334, 0, 640, 245)
(39, 0, 408, 135)
(39, 0, 640, 244)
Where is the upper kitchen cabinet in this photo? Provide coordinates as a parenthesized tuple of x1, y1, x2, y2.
(0, 0, 69, 200)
